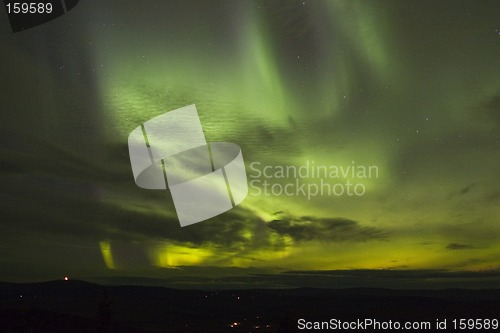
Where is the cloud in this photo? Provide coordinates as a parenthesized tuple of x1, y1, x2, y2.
(482, 94, 500, 128)
(445, 243, 479, 250)
(459, 183, 477, 195)
(92, 268, 500, 290)
(267, 216, 387, 242)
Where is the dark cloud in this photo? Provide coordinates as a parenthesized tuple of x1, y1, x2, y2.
(267, 216, 387, 242)
(445, 243, 479, 250)
(459, 183, 477, 195)
(0, 162, 286, 253)
(152, 208, 268, 250)
(283, 269, 500, 281)
(483, 94, 500, 128)
(446, 182, 480, 200)
(90, 268, 500, 290)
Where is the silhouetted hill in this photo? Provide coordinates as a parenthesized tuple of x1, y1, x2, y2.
(0, 280, 499, 332)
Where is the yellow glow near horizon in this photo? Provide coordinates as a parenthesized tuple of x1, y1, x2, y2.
(153, 244, 214, 267)
(99, 241, 116, 269)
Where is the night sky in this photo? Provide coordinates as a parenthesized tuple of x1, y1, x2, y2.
(1, 0, 499, 289)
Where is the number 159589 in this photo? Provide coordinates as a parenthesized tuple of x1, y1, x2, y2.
(6, 2, 53, 14)
(452, 318, 498, 330)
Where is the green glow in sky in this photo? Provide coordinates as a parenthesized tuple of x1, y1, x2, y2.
(91, 0, 500, 273)
(0, 0, 499, 286)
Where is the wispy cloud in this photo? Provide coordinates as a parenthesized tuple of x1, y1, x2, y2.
(267, 216, 387, 242)
(445, 243, 480, 250)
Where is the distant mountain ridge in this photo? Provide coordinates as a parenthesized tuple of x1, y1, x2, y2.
(0, 280, 499, 332)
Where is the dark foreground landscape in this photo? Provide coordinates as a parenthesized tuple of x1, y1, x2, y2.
(0, 280, 499, 332)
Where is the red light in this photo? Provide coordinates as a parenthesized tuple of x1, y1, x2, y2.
(64, 276, 69, 281)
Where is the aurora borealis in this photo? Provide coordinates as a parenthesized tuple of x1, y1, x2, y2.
(0, 0, 499, 288)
